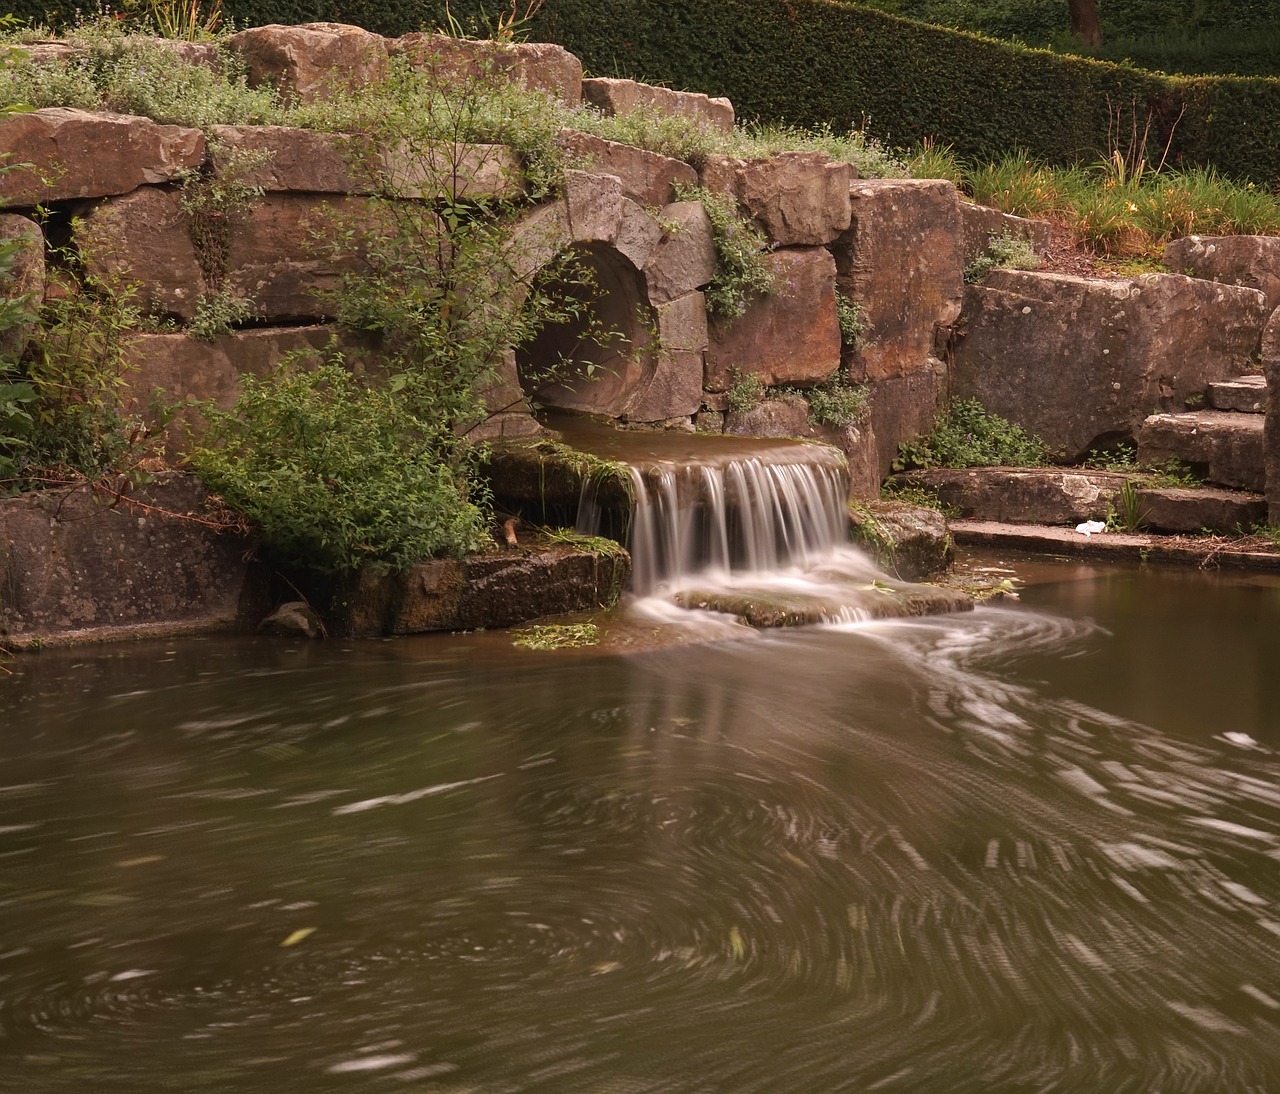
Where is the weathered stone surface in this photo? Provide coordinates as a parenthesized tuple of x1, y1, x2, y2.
(1135, 485, 1267, 534)
(953, 271, 1270, 462)
(959, 201, 1051, 266)
(1263, 308, 1280, 521)
(563, 169, 626, 244)
(736, 152, 854, 247)
(210, 124, 365, 193)
(226, 23, 388, 103)
(1208, 374, 1267, 413)
(1165, 235, 1280, 311)
(0, 108, 204, 207)
(121, 325, 362, 454)
(0, 214, 44, 360)
(673, 580, 970, 627)
(895, 467, 1126, 524)
(392, 34, 582, 102)
(381, 142, 526, 201)
(224, 194, 385, 319)
(557, 130, 697, 207)
(849, 499, 953, 580)
(832, 179, 965, 382)
(581, 77, 734, 133)
(621, 291, 707, 422)
(614, 198, 665, 269)
(259, 601, 325, 638)
(867, 364, 945, 482)
(642, 200, 715, 304)
(1138, 409, 1265, 491)
(697, 154, 740, 199)
(723, 393, 878, 499)
(76, 187, 204, 320)
(0, 474, 263, 644)
(705, 247, 841, 391)
(331, 543, 631, 637)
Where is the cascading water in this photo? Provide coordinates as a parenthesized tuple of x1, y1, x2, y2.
(561, 416, 956, 625)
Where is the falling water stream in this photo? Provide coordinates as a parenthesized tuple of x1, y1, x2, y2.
(3, 426, 1280, 1091)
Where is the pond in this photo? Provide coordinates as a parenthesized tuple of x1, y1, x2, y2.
(2, 555, 1279, 1092)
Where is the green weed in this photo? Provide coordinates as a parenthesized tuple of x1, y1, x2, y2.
(805, 376, 869, 429)
(511, 621, 599, 650)
(895, 398, 1048, 471)
(673, 183, 773, 318)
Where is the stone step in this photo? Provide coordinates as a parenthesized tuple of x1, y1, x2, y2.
(951, 521, 1280, 571)
(893, 467, 1266, 534)
(1137, 410, 1265, 491)
(1207, 374, 1268, 413)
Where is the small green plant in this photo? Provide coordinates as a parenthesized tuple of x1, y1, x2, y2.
(964, 229, 1042, 283)
(806, 377, 869, 429)
(188, 290, 258, 341)
(880, 480, 954, 515)
(905, 137, 964, 185)
(673, 184, 773, 318)
(725, 367, 766, 414)
(511, 621, 599, 650)
(1106, 479, 1150, 533)
(835, 292, 869, 349)
(894, 398, 1049, 471)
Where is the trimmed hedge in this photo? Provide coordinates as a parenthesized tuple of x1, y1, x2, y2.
(6, 0, 1280, 181)
(531, 0, 1280, 184)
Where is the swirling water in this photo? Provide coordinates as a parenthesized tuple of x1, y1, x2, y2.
(1, 559, 1279, 1092)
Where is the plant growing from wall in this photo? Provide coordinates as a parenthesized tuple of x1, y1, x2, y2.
(964, 229, 1042, 283)
(806, 376, 869, 429)
(835, 292, 868, 349)
(724, 367, 765, 414)
(673, 183, 773, 319)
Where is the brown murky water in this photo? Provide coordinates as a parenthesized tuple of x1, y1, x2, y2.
(2, 555, 1280, 1092)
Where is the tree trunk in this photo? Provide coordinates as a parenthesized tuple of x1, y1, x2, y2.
(1068, 0, 1102, 47)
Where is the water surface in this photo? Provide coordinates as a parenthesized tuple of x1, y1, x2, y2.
(2, 557, 1279, 1092)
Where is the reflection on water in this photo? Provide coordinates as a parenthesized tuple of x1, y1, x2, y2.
(2, 559, 1280, 1092)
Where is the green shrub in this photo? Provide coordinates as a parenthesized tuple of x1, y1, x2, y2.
(895, 398, 1048, 470)
(191, 354, 490, 574)
(725, 367, 766, 414)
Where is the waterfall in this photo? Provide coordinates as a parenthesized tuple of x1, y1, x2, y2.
(577, 449, 851, 596)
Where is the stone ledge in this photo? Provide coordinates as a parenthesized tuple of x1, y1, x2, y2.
(950, 520, 1280, 571)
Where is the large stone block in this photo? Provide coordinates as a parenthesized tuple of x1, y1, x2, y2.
(705, 247, 841, 391)
(832, 178, 965, 382)
(0, 214, 44, 360)
(392, 34, 583, 102)
(868, 363, 945, 481)
(1138, 410, 1264, 491)
(642, 200, 715, 304)
(76, 187, 205, 321)
(0, 108, 204, 207)
(0, 474, 261, 643)
(557, 130, 697, 207)
(122, 325, 362, 454)
(581, 77, 734, 133)
(1165, 235, 1280, 311)
(736, 152, 854, 247)
(953, 270, 1270, 462)
(223, 193, 387, 320)
(210, 125, 365, 193)
(894, 467, 1125, 524)
(225, 23, 388, 104)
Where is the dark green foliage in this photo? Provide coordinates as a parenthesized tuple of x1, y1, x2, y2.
(895, 398, 1047, 470)
(192, 355, 491, 574)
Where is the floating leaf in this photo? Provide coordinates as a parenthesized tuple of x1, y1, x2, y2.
(281, 927, 317, 947)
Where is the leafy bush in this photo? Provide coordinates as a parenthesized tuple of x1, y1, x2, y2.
(192, 354, 490, 574)
(895, 398, 1048, 470)
(724, 367, 765, 414)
